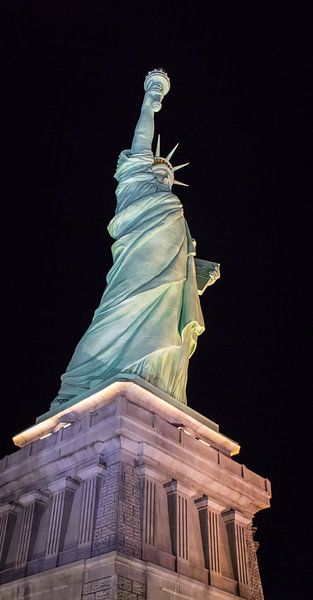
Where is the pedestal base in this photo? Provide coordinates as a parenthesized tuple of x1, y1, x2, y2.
(0, 380, 270, 598)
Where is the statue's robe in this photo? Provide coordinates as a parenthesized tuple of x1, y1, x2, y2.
(52, 149, 204, 406)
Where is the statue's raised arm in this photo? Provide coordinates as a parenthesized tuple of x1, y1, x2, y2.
(51, 69, 219, 410)
(131, 69, 170, 154)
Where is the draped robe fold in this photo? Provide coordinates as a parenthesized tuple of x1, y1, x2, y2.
(52, 148, 204, 406)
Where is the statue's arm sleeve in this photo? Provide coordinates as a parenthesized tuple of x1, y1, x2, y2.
(130, 92, 157, 155)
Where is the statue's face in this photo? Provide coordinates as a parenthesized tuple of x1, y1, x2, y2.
(151, 164, 173, 188)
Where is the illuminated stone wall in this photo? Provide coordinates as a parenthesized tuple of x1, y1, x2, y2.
(0, 382, 270, 599)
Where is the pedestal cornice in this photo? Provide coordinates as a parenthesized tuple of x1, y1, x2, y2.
(13, 377, 240, 457)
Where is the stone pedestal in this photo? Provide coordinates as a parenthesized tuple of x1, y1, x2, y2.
(0, 379, 271, 599)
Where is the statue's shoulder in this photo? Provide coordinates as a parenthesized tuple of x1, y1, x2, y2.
(115, 149, 154, 182)
(118, 149, 154, 162)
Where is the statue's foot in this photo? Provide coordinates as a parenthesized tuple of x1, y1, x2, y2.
(144, 69, 170, 112)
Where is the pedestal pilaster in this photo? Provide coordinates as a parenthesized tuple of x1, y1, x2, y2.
(45, 477, 80, 568)
(164, 480, 190, 562)
(136, 462, 175, 571)
(77, 462, 106, 558)
(0, 503, 22, 570)
(194, 496, 223, 576)
(194, 496, 238, 595)
(15, 491, 49, 573)
(222, 509, 251, 599)
(163, 480, 208, 583)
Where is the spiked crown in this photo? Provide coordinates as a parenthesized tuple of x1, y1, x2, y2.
(152, 135, 189, 187)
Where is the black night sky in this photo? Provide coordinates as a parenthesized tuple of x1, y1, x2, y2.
(1, 3, 310, 597)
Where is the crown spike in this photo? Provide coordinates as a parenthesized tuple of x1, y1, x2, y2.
(155, 134, 161, 157)
(173, 162, 190, 172)
(166, 143, 179, 162)
(173, 179, 189, 187)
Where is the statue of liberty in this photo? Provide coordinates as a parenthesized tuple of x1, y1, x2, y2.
(52, 69, 219, 408)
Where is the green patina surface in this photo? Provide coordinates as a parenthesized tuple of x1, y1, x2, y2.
(52, 70, 217, 408)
